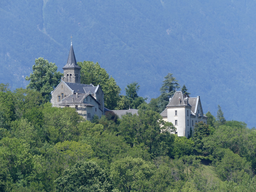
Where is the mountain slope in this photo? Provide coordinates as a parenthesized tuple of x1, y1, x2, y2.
(1, 0, 256, 126)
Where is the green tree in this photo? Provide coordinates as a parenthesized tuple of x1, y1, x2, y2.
(118, 109, 175, 157)
(110, 157, 155, 192)
(0, 83, 10, 92)
(192, 122, 211, 157)
(25, 57, 63, 102)
(55, 161, 112, 192)
(181, 85, 190, 97)
(217, 105, 226, 125)
(206, 111, 216, 127)
(0, 91, 16, 129)
(42, 103, 83, 144)
(78, 61, 121, 109)
(13, 88, 44, 119)
(172, 135, 194, 158)
(116, 82, 146, 110)
(215, 149, 252, 183)
(150, 73, 179, 113)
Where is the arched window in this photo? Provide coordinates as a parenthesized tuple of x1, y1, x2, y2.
(61, 93, 64, 99)
(58, 96, 61, 102)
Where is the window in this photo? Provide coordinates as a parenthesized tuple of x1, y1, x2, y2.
(175, 110, 177, 116)
(192, 120, 194, 126)
(58, 96, 61, 102)
(61, 93, 64, 99)
(175, 120, 178, 125)
(87, 113, 91, 118)
(61, 85, 63, 88)
(187, 110, 189, 116)
(187, 120, 189, 126)
(75, 105, 78, 109)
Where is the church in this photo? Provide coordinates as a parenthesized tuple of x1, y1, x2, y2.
(51, 43, 207, 137)
(51, 43, 104, 120)
(160, 91, 207, 138)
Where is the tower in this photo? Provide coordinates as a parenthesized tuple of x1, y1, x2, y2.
(62, 42, 81, 83)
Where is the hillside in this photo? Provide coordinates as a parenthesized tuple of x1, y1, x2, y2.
(1, 1, 256, 126)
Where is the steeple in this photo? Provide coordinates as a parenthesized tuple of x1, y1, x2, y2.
(63, 43, 81, 70)
(62, 42, 81, 83)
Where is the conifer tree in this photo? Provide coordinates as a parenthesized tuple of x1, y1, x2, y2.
(217, 105, 226, 125)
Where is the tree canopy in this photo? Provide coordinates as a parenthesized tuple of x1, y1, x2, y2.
(78, 61, 121, 109)
(25, 58, 63, 102)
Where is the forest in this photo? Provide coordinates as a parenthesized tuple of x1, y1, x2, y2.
(1, 58, 256, 191)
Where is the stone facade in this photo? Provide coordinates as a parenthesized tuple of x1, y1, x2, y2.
(51, 43, 104, 120)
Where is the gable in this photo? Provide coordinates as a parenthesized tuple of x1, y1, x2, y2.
(52, 81, 73, 97)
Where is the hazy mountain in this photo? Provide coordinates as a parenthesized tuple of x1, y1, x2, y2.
(1, 0, 256, 127)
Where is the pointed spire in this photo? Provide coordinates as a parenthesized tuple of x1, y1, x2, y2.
(63, 42, 81, 69)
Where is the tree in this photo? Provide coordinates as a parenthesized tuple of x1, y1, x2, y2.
(192, 122, 211, 157)
(217, 105, 226, 125)
(116, 82, 146, 110)
(110, 157, 155, 192)
(150, 73, 179, 113)
(181, 85, 190, 97)
(118, 109, 175, 157)
(206, 111, 216, 127)
(0, 83, 10, 92)
(25, 57, 63, 102)
(78, 61, 121, 109)
(55, 161, 112, 192)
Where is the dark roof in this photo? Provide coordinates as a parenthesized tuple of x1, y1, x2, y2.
(63, 43, 81, 70)
(65, 82, 96, 94)
(188, 97, 197, 114)
(111, 109, 138, 118)
(59, 93, 99, 106)
(160, 108, 167, 117)
(167, 91, 190, 107)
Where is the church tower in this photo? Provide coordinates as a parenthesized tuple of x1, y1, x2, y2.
(62, 42, 81, 83)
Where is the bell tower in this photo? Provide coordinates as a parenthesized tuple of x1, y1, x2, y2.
(62, 42, 81, 83)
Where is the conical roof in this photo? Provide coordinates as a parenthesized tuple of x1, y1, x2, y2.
(63, 43, 81, 69)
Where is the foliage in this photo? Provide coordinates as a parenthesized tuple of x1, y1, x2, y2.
(110, 157, 155, 191)
(192, 122, 211, 157)
(216, 105, 226, 126)
(149, 73, 180, 113)
(206, 111, 216, 127)
(1, 80, 256, 191)
(181, 85, 190, 97)
(78, 61, 121, 109)
(25, 58, 63, 102)
(118, 109, 175, 157)
(55, 161, 112, 192)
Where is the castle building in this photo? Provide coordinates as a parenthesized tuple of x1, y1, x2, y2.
(161, 91, 207, 138)
(51, 43, 104, 120)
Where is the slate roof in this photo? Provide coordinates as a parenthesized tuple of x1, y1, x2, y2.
(65, 82, 97, 94)
(111, 109, 138, 118)
(63, 43, 81, 70)
(160, 108, 167, 118)
(167, 91, 190, 107)
(59, 93, 99, 106)
(188, 97, 197, 114)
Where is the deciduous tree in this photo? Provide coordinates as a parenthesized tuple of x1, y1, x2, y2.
(25, 58, 62, 102)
